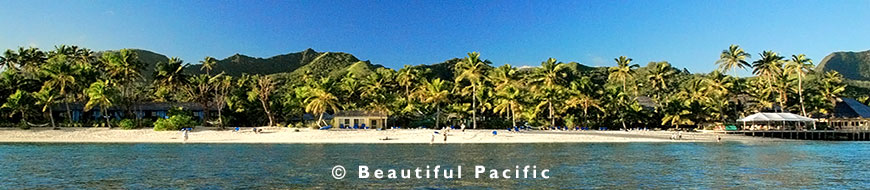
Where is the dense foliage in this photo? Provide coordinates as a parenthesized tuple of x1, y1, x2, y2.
(0, 44, 868, 130)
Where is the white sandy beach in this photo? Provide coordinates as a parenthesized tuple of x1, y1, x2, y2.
(0, 127, 790, 143)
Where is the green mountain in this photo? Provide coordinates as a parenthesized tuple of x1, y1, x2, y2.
(816, 50, 870, 81)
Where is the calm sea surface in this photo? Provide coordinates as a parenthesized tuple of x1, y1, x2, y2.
(1, 142, 869, 189)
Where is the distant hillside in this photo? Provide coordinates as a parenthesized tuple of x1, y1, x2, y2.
(816, 50, 870, 81)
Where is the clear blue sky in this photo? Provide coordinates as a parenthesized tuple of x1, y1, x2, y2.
(2, 0, 869, 76)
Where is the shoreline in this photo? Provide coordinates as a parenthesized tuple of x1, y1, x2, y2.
(0, 127, 793, 144)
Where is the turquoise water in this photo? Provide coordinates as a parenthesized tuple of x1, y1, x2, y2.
(1, 142, 869, 189)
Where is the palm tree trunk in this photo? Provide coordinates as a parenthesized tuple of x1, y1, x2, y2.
(317, 112, 324, 126)
(436, 105, 441, 129)
(472, 84, 477, 129)
(103, 108, 112, 128)
(510, 102, 516, 127)
(217, 105, 224, 129)
(798, 74, 806, 116)
(64, 101, 73, 123)
(48, 107, 57, 129)
(549, 101, 554, 127)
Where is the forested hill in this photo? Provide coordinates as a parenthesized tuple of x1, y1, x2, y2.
(816, 50, 870, 81)
(123, 48, 389, 80)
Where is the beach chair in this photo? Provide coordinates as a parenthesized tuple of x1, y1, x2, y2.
(492, 131, 498, 135)
(514, 126, 519, 132)
(234, 127, 240, 132)
(353, 124, 359, 129)
(361, 124, 366, 129)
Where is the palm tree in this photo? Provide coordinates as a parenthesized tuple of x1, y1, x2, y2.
(396, 65, 420, 97)
(608, 56, 638, 129)
(716, 44, 752, 76)
(416, 78, 450, 129)
(153, 57, 189, 102)
(454, 52, 487, 129)
(84, 80, 115, 128)
(33, 87, 59, 129)
(752, 51, 784, 111)
(820, 71, 846, 109)
(304, 79, 339, 127)
(1, 49, 18, 70)
(661, 105, 694, 129)
(189, 74, 219, 125)
(41, 54, 76, 122)
(101, 49, 144, 117)
(249, 75, 277, 126)
(489, 65, 523, 127)
(646, 61, 676, 101)
(785, 54, 813, 116)
(200, 56, 218, 76)
(529, 58, 568, 127)
(565, 81, 603, 127)
(2, 90, 34, 124)
(609, 56, 638, 94)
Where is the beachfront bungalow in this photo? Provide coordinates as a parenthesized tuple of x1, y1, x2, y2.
(332, 110, 388, 129)
(51, 102, 215, 122)
(819, 98, 870, 130)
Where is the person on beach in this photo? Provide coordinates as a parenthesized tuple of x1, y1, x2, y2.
(678, 131, 682, 140)
(460, 123, 466, 132)
(182, 129, 189, 141)
(443, 131, 448, 143)
(717, 135, 721, 142)
(430, 132, 435, 144)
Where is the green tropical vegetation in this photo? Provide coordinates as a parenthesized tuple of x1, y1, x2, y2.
(0, 44, 867, 130)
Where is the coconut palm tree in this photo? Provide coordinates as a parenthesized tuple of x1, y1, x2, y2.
(3, 90, 34, 124)
(41, 54, 77, 122)
(752, 51, 784, 111)
(529, 58, 568, 127)
(661, 104, 694, 129)
(189, 74, 219, 125)
(564, 81, 603, 127)
(646, 61, 676, 101)
(396, 65, 420, 97)
(608, 56, 638, 129)
(84, 80, 116, 128)
(820, 71, 846, 108)
(454, 52, 487, 129)
(304, 78, 339, 127)
(200, 56, 218, 76)
(609, 56, 638, 94)
(416, 78, 450, 129)
(785, 54, 813, 116)
(489, 64, 523, 127)
(153, 57, 189, 102)
(716, 44, 752, 76)
(33, 87, 59, 129)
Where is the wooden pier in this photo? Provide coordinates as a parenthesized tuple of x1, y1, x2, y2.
(726, 130, 870, 141)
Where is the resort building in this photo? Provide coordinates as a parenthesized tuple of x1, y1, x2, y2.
(332, 110, 388, 129)
(51, 102, 214, 122)
(820, 98, 870, 130)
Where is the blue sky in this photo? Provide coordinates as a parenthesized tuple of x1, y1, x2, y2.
(1, 0, 869, 76)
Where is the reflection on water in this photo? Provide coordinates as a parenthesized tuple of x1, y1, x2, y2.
(1, 142, 869, 189)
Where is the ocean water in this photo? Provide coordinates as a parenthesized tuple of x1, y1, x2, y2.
(1, 142, 869, 189)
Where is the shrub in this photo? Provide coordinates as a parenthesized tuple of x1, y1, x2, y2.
(119, 119, 136, 130)
(153, 115, 197, 131)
